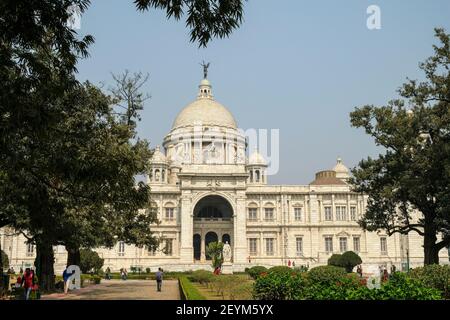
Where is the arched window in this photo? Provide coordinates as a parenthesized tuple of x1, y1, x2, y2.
(249, 170, 253, 182)
(255, 170, 260, 182)
(154, 169, 160, 182)
(162, 169, 165, 182)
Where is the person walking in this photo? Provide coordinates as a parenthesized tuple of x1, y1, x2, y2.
(155, 268, 163, 292)
(62, 266, 72, 295)
(21, 268, 34, 300)
(105, 267, 111, 280)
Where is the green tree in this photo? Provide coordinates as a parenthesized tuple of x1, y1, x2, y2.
(340, 251, 362, 273)
(1, 249, 8, 271)
(1, 0, 245, 291)
(206, 241, 224, 269)
(350, 28, 450, 265)
(134, 0, 245, 47)
(79, 249, 104, 274)
(327, 254, 343, 267)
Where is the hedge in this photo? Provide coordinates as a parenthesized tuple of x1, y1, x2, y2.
(179, 276, 206, 300)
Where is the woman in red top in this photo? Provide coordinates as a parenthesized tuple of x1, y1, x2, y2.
(21, 268, 34, 300)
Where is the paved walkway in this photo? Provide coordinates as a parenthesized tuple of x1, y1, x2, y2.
(42, 280, 180, 300)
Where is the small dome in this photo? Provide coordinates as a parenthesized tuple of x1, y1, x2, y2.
(150, 145, 167, 164)
(333, 157, 350, 179)
(248, 148, 267, 166)
(310, 170, 347, 186)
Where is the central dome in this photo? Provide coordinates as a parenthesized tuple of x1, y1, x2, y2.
(171, 79, 237, 130)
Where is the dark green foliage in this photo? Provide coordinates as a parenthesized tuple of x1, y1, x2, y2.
(179, 276, 206, 300)
(1, 250, 8, 270)
(340, 251, 363, 273)
(253, 267, 442, 300)
(409, 264, 450, 299)
(350, 29, 450, 264)
(79, 249, 104, 274)
(188, 270, 214, 284)
(134, 0, 245, 47)
(246, 266, 268, 279)
(253, 269, 306, 300)
(206, 242, 223, 269)
(268, 266, 295, 275)
(307, 265, 347, 286)
(327, 254, 343, 267)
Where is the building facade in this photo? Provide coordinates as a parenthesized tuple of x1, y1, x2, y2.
(1, 77, 448, 273)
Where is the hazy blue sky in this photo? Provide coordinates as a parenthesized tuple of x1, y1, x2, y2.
(76, 0, 450, 184)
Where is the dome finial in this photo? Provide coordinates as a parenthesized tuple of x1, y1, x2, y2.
(200, 60, 210, 79)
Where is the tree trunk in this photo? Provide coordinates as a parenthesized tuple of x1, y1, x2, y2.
(36, 239, 55, 292)
(423, 232, 440, 265)
(0, 240, 3, 294)
(66, 246, 81, 267)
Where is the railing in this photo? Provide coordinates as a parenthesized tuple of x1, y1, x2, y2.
(193, 217, 231, 222)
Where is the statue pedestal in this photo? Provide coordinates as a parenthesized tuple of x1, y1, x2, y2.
(221, 262, 233, 275)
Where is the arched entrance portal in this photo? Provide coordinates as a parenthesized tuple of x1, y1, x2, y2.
(193, 195, 234, 262)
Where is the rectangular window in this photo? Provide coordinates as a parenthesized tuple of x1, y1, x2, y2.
(148, 246, 156, 256)
(264, 208, 274, 221)
(248, 208, 258, 221)
(165, 208, 174, 220)
(325, 237, 333, 253)
(265, 238, 274, 256)
(118, 241, 125, 256)
(350, 207, 357, 221)
(324, 206, 332, 221)
(296, 237, 303, 256)
(380, 237, 387, 255)
(249, 238, 258, 255)
(339, 237, 348, 252)
(165, 239, 173, 256)
(336, 206, 347, 221)
(353, 237, 360, 253)
(294, 207, 302, 221)
(26, 244, 34, 257)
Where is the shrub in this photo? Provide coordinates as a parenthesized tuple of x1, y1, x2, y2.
(188, 270, 214, 285)
(206, 242, 224, 269)
(92, 276, 101, 285)
(179, 276, 206, 300)
(376, 272, 442, 300)
(268, 266, 294, 275)
(340, 251, 362, 273)
(307, 265, 346, 286)
(79, 249, 104, 274)
(409, 264, 450, 299)
(327, 254, 342, 267)
(253, 270, 306, 300)
(246, 266, 268, 279)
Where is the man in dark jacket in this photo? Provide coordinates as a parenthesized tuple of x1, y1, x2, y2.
(155, 268, 163, 292)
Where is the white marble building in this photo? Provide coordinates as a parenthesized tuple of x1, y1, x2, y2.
(1, 77, 448, 273)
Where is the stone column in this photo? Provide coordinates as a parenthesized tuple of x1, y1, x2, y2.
(233, 193, 247, 265)
(259, 232, 264, 257)
(201, 231, 206, 261)
(179, 194, 193, 263)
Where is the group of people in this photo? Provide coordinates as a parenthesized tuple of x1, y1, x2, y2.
(14, 268, 38, 300)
